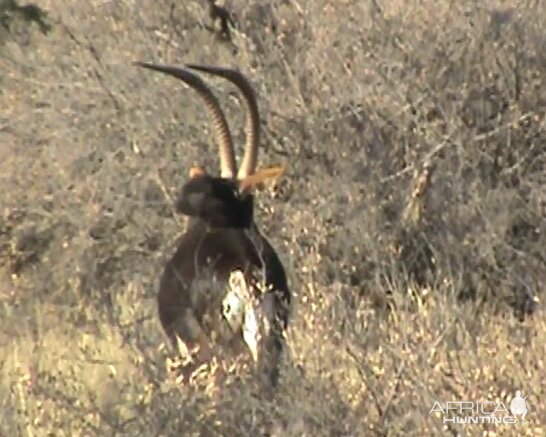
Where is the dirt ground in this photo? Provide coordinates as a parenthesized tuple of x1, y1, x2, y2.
(1, 0, 545, 435)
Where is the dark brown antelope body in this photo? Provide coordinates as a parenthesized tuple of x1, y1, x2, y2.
(136, 62, 290, 387)
(159, 215, 290, 382)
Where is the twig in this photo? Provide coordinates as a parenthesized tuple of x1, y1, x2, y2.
(56, 19, 123, 112)
(473, 112, 534, 142)
(346, 346, 384, 418)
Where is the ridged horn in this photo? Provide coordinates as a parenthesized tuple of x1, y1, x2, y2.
(135, 62, 237, 179)
(186, 64, 260, 179)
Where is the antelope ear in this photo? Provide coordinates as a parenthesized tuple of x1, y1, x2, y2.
(189, 166, 206, 179)
(239, 165, 287, 194)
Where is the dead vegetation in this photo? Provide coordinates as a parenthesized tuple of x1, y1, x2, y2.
(1, 0, 545, 435)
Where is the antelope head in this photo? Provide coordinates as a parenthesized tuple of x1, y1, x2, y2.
(135, 62, 285, 228)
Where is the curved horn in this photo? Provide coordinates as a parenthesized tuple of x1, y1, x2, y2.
(135, 62, 237, 179)
(186, 64, 260, 179)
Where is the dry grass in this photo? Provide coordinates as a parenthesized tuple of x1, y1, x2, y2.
(1, 0, 545, 435)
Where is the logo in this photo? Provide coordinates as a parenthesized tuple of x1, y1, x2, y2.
(510, 390, 529, 421)
(430, 390, 532, 425)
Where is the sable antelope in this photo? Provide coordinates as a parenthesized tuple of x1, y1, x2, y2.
(135, 62, 290, 387)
